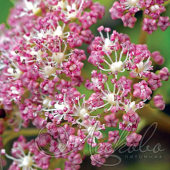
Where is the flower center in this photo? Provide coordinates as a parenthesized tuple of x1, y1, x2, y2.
(54, 103, 69, 112)
(107, 93, 117, 105)
(22, 155, 33, 167)
(53, 26, 64, 38)
(135, 62, 144, 73)
(103, 38, 113, 51)
(57, 142, 66, 152)
(79, 108, 89, 119)
(87, 126, 96, 136)
(127, 0, 139, 7)
(124, 101, 136, 111)
(110, 61, 124, 72)
(150, 5, 159, 12)
(10, 86, 19, 94)
(24, 0, 41, 15)
(43, 66, 56, 76)
(7, 68, 22, 79)
(52, 52, 65, 63)
(58, 1, 66, 9)
(43, 98, 52, 108)
(66, 3, 78, 19)
(54, 104, 65, 110)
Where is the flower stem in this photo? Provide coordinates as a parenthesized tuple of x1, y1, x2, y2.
(3, 128, 39, 146)
(138, 13, 148, 44)
(137, 105, 170, 133)
(138, 29, 148, 44)
(163, 0, 170, 7)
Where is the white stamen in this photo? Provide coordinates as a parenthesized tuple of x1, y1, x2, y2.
(58, 1, 67, 9)
(107, 93, 117, 105)
(66, 3, 78, 19)
(43, 98, 52, 108)
(43, 66, 56, 76)
(23, 107, 29, 114)
(135, 62, 144, 73)
(79, 108, 89, 119)
(10, 86, 19, 94)
(52, 52, 65, 63)
(22, 155, 33, 167)
(44, 84, 49, 91)
(103, 38, 114, 51)
(53, 26, 64, 38)
(150, 5, 159, 12)
(87, 126, 96, 137)
(7, 67, 22, 79)
(124, 101, 136, 112)
(54, 103, 67, 111)
(110, 61, 124, 73)
(24, 0, 40, 14)
(127, 0, 140, 7)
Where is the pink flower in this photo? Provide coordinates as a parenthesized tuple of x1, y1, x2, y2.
(122, 13, 137, 28)
(126, 132, 142, 146)
(91, 154, 106, 167)
(0, 0, 169, 167)
(109, 2, 125, 20)
(157, 16, 170, 31)
(142, 18, 158, 34)
(109, 0, 170, 33)
(151, 51, 164, 65)
(98, 142, 114, 158)
(147, 73, 162, 90)
(104, 113, 119, 127)
(119, 110, 141, 131)
(153, 95, 165, 110)
(108, 130, 120, 144)
(159, 67, 170, 81)
(133, 80, 152, 100)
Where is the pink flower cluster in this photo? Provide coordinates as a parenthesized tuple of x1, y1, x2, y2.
(86, 26, 169, 166)
(110, 0, 170, 34)
(0, 0, 169, 169)
(1, 136, 51, 169)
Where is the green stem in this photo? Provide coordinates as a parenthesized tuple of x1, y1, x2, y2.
(163, 0, 170, 7)
(138, 29, 148, 44)
(3, 128, 39, 146)
(138, 13, 148, 44)
(137, 105, 170, 133)
(136, 119, 148, 133)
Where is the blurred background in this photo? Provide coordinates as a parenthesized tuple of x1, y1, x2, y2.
(0, 0, 170, 169)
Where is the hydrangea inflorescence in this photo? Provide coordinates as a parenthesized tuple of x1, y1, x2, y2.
(0, 0, 170, 169)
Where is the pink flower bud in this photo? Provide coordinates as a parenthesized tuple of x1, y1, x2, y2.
(159, 67, 170, 81)
(126, 132, 142, 147)
(142, 18, 158, 34)
(122, 13, 137, 28)
(157, 16, 170, 31)
(133, 80, 152, 100)
(153, 95, 165, 110)
(108, 130, 120, 144)
(104, 113, 119, 127)
(151, 51, 164, 65)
